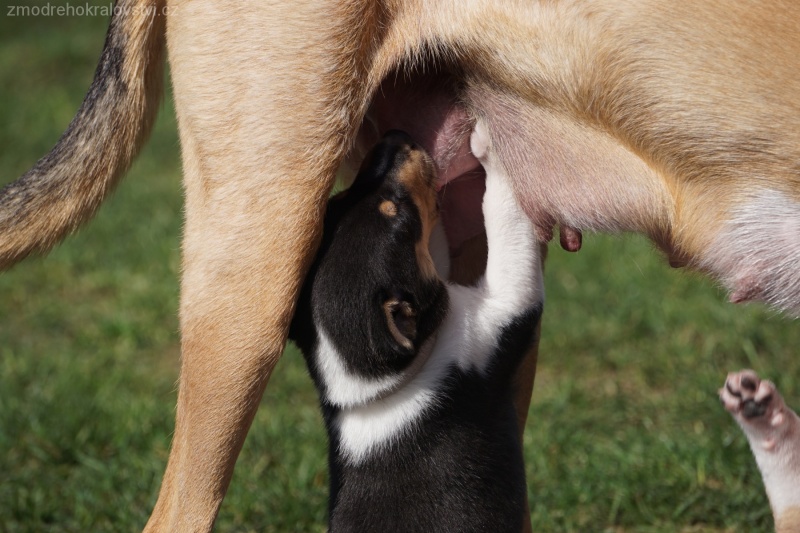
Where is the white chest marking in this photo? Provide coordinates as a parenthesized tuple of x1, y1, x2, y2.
(315, 329, 401, 409)
(335, 335, 451, 464)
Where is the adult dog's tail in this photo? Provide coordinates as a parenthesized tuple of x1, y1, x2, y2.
(0, 0, 166, 269)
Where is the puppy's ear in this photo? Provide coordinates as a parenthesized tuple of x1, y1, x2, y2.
(382, 297, 417, 351)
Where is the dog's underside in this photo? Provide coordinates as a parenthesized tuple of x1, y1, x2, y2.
(1, 0, 799, 530)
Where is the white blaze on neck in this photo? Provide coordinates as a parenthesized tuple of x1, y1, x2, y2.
(335, 335, 450, 464)
(315, 328, 401, 409)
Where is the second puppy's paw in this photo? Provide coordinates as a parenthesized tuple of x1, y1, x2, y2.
(720, 370, 788, 451)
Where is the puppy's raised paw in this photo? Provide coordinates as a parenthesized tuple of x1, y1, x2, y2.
(721, 369, 800, 529)
(469, 119, 491, 161)
(720, 370, 787, 449)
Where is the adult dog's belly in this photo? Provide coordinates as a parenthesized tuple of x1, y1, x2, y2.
(363, 73, 585, 259)
(356, 67, 800, 316)
(360, 69, 668, 263)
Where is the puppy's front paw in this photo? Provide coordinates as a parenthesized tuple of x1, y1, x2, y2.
(720, 370, 788, 451)
(470, 120, 491, 161)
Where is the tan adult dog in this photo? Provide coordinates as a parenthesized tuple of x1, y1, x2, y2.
(2, 0, 799, 531)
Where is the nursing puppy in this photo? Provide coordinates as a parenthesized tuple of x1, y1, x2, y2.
(289, 128, 542, 532)
(721, 371, 800, 533)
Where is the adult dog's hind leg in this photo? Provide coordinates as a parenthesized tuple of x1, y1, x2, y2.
(144, 1, 378, 530)
(145, 170, 329, 532)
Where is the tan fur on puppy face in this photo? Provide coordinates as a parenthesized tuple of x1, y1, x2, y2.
(395, 147, 440, 281)
(379, 200, 398, 217)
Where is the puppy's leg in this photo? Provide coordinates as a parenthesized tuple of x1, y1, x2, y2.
(448, 231, 541, 533)
(721, 371, 800, 532)
(474, 121, 544, 311)
(477, 122, 544, 533)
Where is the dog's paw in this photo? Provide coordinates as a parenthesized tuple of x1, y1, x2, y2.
(721, 370, 800, 521)
(471, 119, 507, 209)
(469, 120, 491, 161)
(720, 369, 789, 451)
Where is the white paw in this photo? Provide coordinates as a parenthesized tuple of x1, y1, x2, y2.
(470, 120, 491, 161)
(720, 370, 787, 450)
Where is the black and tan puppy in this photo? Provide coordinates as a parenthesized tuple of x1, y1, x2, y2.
(289, 127, 543, 532)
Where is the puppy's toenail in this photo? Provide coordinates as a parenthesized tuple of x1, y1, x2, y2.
(726, 382, 742, 398)
(741, 376, 757, 392)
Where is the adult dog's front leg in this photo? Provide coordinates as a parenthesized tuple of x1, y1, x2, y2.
(145, 1, 381, 530)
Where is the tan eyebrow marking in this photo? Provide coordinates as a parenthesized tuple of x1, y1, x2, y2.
(379, 199, 398, 217)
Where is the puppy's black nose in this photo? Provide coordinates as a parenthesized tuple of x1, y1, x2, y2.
(358, 131, 415, 180)
(352, 130, 426, 194)
(381, 130, 417, 150)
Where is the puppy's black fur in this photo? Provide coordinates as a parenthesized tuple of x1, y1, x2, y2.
(290, 130, 540, 533)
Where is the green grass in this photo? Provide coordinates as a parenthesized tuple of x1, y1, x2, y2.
(1, 4, 798, 532)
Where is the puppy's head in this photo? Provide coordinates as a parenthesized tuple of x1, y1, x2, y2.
(310, 130, 448, 379)
(344, 129, 439, 260)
